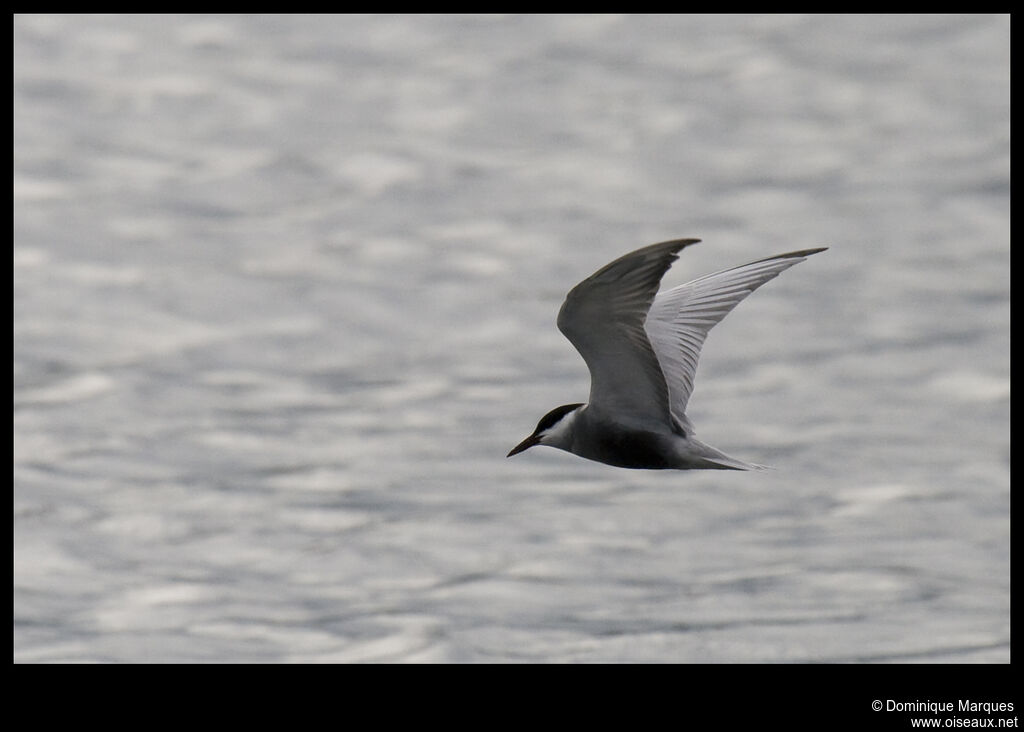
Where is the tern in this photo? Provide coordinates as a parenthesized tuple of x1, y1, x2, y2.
(507, 239, 826, 470)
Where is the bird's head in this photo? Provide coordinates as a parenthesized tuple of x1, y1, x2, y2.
(507, 403, 584, 457)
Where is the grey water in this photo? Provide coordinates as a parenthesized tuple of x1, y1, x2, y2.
(14, 14, 1008, 663)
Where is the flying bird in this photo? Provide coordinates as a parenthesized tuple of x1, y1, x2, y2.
(507, 239, 826, 470)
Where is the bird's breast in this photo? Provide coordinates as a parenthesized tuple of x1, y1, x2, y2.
(572, 420, 679, 470)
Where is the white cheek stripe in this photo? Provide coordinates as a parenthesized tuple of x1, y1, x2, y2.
(542, 407, 579, 442)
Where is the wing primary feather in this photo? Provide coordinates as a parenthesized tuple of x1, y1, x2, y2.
(556, 238, 700, 428)
(645, 247, 827, 426)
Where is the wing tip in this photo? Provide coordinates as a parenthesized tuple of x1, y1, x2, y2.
(743, 246, 828, 266)
(656, 237, 701, 251)
(642, 238, 701, 265)
(653, 242, 826, 268)
(783, 246, 829, 258)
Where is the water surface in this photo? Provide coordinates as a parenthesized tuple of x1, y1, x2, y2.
(14, 14, 1009, 662)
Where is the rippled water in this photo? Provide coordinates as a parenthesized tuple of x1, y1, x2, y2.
(15, 14, 1009, 662)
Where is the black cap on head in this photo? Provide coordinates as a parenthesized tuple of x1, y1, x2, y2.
(507, 403, 583, 458)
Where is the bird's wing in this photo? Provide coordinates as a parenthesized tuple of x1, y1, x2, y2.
(557, 238, 700, 429)
(645, 248, 827, 432)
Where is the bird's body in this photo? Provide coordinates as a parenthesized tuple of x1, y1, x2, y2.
(507, 239, 826, 470)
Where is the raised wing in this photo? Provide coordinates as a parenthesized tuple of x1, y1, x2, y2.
(557, 239, 700, 429)
(644, 248, 827, 433)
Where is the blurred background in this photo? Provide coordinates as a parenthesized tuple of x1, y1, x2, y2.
(15, 14, 1009, 662)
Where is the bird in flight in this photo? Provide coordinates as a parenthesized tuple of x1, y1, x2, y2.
(507, 239, 826, 470)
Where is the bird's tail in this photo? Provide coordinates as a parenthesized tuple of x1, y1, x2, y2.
(687, 439, 771, 471)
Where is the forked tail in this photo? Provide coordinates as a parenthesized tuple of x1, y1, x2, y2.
(687, 438, 772, 471)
